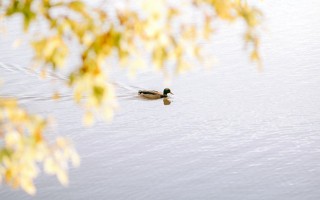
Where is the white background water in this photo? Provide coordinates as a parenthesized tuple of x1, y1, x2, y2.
(1, 0, 320, 199)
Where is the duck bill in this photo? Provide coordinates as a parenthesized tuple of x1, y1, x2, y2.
(170, 92, 174, 95)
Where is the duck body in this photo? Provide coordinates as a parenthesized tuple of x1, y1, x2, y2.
(138, 88, 173, 99)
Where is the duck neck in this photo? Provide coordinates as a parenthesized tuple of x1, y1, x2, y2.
(161, 94, 167, 98)
(163, 90, 169, 97)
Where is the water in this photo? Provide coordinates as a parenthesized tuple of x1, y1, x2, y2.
(1, 0, 320, 199)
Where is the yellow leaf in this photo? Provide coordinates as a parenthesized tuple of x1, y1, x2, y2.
(56, 137, 68, 148)
(57, 170, 69, 186)
(52, 92, 60, 100)
(40, 69, 47, 79)
(5, 131, 20, 147)
(5, 168, 12, 183)
(250, 50, 260, 61)
(21, 178, 36, 195)
(70, 151, 80, 167)
(83, 112, 94, 126)
(102, 107, 113, 121)
(68, 1, 86, 13)
(44, 158, 56, 174)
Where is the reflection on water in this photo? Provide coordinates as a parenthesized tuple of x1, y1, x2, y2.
(163, 98, 171, 105)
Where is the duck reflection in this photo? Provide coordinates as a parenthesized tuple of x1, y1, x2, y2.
(163, 98, 171, 105)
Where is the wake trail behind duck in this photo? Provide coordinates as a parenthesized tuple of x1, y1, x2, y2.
(1, 62, 142, 100)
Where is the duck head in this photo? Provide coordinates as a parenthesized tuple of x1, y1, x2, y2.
(163, 88, 174, 96)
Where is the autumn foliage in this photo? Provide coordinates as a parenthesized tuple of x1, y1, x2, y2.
(0, 0, 262, 195)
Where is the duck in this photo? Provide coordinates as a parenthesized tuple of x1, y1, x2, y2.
(138, 88, 174, 99)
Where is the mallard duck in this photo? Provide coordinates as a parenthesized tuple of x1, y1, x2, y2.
(138, 88, 174, 99)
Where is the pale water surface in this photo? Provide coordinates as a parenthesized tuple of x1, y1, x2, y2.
(1, 0, 320, 199)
